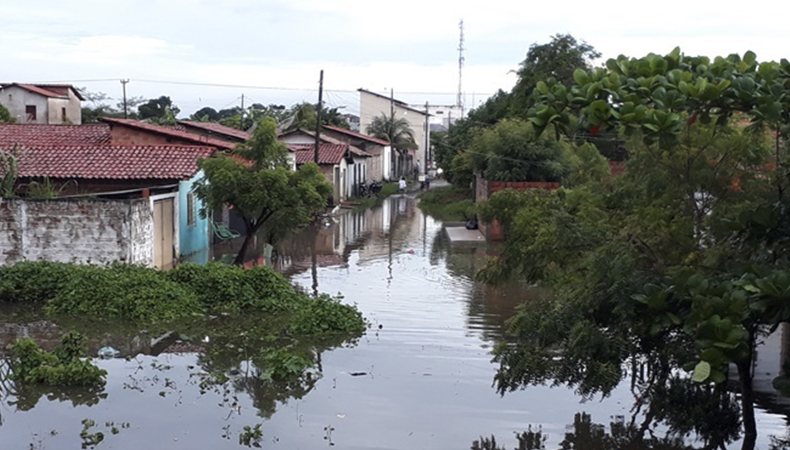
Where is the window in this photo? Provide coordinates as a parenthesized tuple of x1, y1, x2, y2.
(25, 105, 36, 122)
(62, 107, 67, 123)
(187, 192, 196, 226)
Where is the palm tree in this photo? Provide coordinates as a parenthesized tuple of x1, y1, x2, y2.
(366, 114, 417, 151)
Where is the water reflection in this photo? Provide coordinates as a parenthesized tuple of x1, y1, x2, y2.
(4, 194, 790, 449)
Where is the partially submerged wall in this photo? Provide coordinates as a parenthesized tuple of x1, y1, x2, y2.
(0, 198, 153, 266)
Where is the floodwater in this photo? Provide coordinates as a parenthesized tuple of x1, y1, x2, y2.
(2, 194, 790, 449)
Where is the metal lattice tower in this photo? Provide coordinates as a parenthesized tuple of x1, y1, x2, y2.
(457, 19, 465, 117)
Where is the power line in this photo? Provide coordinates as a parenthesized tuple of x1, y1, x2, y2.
(33, 77, 495, 97)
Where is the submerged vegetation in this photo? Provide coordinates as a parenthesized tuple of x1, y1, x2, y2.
(0, 261, 364, 334)
(418, 185, 475, 222)
(8, 332, 106, 387)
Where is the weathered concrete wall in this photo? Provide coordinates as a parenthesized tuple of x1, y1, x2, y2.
(0, 198, 153, 266)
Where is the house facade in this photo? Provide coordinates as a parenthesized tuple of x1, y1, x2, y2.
(358, 88, 430, 176)
(321, 125, 391, 181)
(0, 123, 215, 268)
(279, 129, 371, 202)
(0, 83, 83, 125)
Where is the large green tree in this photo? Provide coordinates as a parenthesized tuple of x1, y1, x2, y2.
(366, 113, 416, 150)
(138, 96, 180, 121)
(193, 118, 332, 265)
(485, 49, 790, 450)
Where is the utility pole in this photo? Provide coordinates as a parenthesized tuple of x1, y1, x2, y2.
(457, 19, 465, 117)
(239, 93, 245, 130)
(314, 70, 324, 165)
(120, 79, 129, 119)
(424, 101, 429, 174)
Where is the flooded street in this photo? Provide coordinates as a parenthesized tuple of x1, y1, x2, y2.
(2, 194, 790, 449)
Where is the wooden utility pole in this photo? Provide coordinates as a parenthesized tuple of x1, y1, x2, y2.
(314, 70, 324, 164)
(239, 94, 245, 130)
(424, 101, 429, 174)
(120, 79, 129, 119)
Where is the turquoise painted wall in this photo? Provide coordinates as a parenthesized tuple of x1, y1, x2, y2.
(179, 171, 210, 263)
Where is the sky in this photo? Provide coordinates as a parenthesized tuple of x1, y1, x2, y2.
(2, 0, 789, 118)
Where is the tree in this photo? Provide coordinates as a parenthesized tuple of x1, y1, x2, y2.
(193, 117, 332, 265)
(0, 103, 15, 123)
(468, 118, 571, 182)
(190, 107, 220, 122)
(138, 96, 180, 121)
(366, 113, 416, 150)
(280, 103, 350, 132)
(510, 34, 600, 118)
(487, 49, 790, 450)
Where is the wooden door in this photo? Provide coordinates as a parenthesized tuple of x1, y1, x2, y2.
(153, 198, 175, 270)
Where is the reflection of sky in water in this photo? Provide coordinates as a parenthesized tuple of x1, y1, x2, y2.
(2, 195, 789, 449)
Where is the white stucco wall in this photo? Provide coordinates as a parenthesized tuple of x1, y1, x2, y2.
(0, 86, 49, 124)
(0, 198, 154, 266)
(359, 91, 429, 174)
(47, 94, 82, 125)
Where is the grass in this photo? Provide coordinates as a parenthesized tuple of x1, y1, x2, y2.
(418, 185, 476, 222)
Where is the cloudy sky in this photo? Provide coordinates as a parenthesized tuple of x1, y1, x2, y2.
(2, 0, 788, 117)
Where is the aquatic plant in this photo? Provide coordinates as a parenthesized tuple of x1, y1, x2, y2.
(8, 332, 106, 387)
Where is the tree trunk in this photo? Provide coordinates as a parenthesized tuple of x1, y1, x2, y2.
(737, 359, 756, 450)
(233, 231, 256, 266)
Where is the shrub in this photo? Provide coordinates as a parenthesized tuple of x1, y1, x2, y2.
(289, 295, 366, 336)
(166, 262, 257, 313)
(8, 332, 107, 386)
(46, 265, 200, 322)
(243, 265, 307, 312)
(0, 261, 86, 303)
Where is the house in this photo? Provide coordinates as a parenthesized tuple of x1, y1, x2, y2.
(321, 125, 391, 181)
(0, 123, 216, 268)
(0, 83, 84, 124)
(358, 88, 430, 177)
(103, 117, 296, 171)
(279, 129, 371, 202)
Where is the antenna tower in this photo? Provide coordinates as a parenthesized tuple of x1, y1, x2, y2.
(457, 19, 465, 117)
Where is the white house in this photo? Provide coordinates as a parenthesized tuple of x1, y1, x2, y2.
(0, 83, 84, 124)
(358, 88, 430, 177)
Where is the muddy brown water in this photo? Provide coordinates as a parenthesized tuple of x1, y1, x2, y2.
(2, 195, 790, 449)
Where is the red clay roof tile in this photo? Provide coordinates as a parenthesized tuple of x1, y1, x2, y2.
(0, 124, 111, 148)
(11, 145, 214, 180)
(101, 117, 236, 150)
(289, 143, 348, 165)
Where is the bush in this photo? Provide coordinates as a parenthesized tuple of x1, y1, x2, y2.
(0, 261, 85, 303)
(9, 332, 106, 386)
(167, 263, 306, 313)
(46, 265, 200, 322)
(419, 186, 476, 221)
(289, 295, 366, 336)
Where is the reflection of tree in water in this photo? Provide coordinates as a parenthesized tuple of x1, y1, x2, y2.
(470, 376, 743, 450)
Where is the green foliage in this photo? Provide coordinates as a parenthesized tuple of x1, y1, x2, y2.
(418, 186, 475, 221)
(0, 102, 15, 123)
(0, 261, 86, 303)
(45, 264, 201, 322)
(280, 102, 349, 131)
(469, 119, 570, 182)
(167, 263, 305, 313)
(511, 34, 601, 119)
(138, 96, 180, 120)
(0, 146, 19, 198)
(80, 419, 105, 449)
(259, 347, 317, 383)
(194, 117, 332, 264)
(8, 332, 107, 386)
(366, 114, 417, 151)
(289, 295, 367, 336)
(239, 423, 263, 448)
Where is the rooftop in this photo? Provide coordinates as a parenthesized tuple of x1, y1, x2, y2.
(289, 143, 349, 165)
(101, 117, 236, 150)
(321, 125, 390, 146)
(9, 145, 215, 180)
(178, 120, 251, 141)
(0, 83, 85, 101)
(0, 124, 111, 148)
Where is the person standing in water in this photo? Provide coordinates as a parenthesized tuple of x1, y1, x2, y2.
(399, 177, 407, 194)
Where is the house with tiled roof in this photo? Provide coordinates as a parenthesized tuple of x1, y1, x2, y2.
(0, 83, 84, 124)
(320, 125, 391, 181)
(279, 129, 371, 203)
(0, 122, 222, 268)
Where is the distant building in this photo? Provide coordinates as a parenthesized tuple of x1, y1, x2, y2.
(0, 83, 84, 124)
(413, 104, 464, 131)
(358, 88, 430, 176)
(341, 114, 360, 132)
